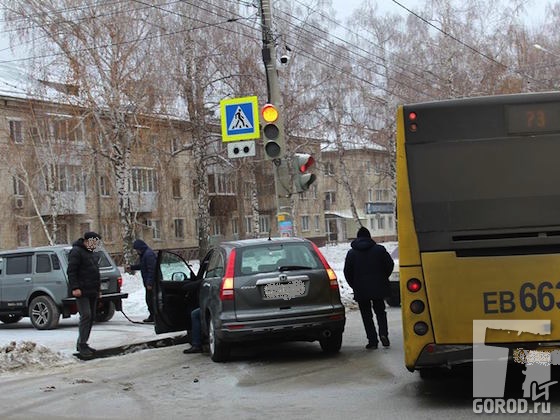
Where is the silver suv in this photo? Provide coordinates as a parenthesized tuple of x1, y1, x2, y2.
(0, 245, 127, 330)
(154, 237, 346, 362)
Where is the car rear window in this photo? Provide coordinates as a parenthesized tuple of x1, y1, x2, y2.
(63, 249, 114, 269)
(237, 243, 322, 275)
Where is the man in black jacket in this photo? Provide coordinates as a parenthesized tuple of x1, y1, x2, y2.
(343, 226, 394, 349)
(129, 239, 157, 323)
(67, 231, 102, 358)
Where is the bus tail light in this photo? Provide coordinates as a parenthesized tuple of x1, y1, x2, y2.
(410, 300, 425, 314)
(220, 249, 237, 301)
(407, 278, 422, 292)
(408, 111, 418, 132)
(414, 322, 429, 336)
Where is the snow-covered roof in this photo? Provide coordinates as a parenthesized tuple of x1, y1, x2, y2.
(321, 139, 387, 152)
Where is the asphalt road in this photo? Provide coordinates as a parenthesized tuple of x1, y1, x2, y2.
(0, 307, 558, 420)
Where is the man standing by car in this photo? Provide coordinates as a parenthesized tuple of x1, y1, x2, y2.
(67, 231, 102, 359)
(343, 226, 394, 349)
(129, 239, 157, 323)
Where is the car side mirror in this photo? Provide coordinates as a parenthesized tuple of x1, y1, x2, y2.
(171, 272, 188, 282)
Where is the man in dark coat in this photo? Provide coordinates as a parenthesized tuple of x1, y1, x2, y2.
(67, 231, 102, 358)
(129, 239, 157, 323)
(343, 226, 394, 349)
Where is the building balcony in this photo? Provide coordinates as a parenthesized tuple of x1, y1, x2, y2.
(40, 191, 86, 215)
(129, 192, 158, 213)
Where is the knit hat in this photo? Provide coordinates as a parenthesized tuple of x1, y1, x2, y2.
(84, 231, 102, 240)
(357, 226, 371, 238)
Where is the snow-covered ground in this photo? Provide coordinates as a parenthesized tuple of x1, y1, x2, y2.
(0, 241, 397, 375)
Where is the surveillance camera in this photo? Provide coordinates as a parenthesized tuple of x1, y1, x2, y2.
(280, 54, 289, 64)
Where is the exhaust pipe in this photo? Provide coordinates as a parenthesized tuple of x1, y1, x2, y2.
(322, 329, 332, 338)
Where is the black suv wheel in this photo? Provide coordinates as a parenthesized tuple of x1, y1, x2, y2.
(319, 331, 343, 354)
(95, 301, 116, 322)
(208, 314, 230, 362)
(29, 295, 60, 330)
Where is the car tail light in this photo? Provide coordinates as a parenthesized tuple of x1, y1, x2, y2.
(311, 242, 339, 289)
(117, 276, 123, 290)
(220, 249, 236, 301)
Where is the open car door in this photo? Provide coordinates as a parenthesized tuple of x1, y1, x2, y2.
(153, 250, 198, 334)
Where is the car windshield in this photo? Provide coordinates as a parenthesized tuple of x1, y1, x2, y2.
(237, 243, 322, 275)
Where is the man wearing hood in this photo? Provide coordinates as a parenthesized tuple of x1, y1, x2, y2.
(67, 231, 102, 358)
(343, 226, 394, 349)
(129, 239, 157, 323)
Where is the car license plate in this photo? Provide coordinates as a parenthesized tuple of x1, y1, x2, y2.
(263, 279, 305, 300)
(100, 282, 109, 291)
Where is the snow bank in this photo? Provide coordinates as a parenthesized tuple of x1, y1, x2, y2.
(0, 341, 73, 373)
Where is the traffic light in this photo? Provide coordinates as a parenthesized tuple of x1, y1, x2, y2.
(261, 103, 284, 159)
(293, 153, 317, 193)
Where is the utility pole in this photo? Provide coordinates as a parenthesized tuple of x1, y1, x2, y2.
(259, 0, 293, 236)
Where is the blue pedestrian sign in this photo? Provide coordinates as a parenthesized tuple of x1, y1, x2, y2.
(220, 96, 260, 142)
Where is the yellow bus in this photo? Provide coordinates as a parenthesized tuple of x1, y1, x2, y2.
(396, 92, 560, 375)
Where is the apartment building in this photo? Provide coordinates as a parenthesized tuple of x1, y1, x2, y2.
(320, 142, 396, 243)
(0, 92, 327, 259)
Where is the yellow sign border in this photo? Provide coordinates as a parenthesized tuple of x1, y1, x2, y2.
(220, 96, 260, 142)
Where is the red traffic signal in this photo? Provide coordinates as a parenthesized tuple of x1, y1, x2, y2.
(293, 153, 316, 193)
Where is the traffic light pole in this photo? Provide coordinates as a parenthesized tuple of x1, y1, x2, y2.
(259, 0, 293, 236)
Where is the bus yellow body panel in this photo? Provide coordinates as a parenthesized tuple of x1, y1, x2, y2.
(422, 251, 560, 344)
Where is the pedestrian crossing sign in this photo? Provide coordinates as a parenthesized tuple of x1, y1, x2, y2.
(220, 96, 260, 142)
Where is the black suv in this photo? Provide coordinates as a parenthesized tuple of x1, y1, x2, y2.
(154, 237, 346, 362)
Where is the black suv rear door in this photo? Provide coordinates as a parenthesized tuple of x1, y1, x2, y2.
(153, 251, 199, 334)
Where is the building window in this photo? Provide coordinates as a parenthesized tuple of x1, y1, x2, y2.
(172, 178, 181, 198)
(17, 224, 30, 247)
(51, 118, 83, 142)
(369, 217, 375, 231)
(46, 165, 84, 192)
(13, 176, 25, 196)
(9, 120, 23, 144)
(232, 218, 239, 236)
(314, 215, 320, 231)
(325, 191, 336, 210)
(131, 168, 158, 193)
(102, 223, 114, 243)
(54, 224, 68, 245)
(171, 138, 181, 154)
(324, 162, 335, 176)
(99, 176, 110, 197)
(211, 173, 236, 195)
(147, 219, 162, 240)
(80, 222, 91, 235)
(368, 188, 374, 202)
(211, 218, 221, 236)
(366, 160, 371, 174)
(301, 215, 310, 232)
(259, 215, 270, 234)
(388, 215, 394, 229)
(376, 189, 389, 201)
(174, 219, 185, 239)
(377, 215, 385, 230)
